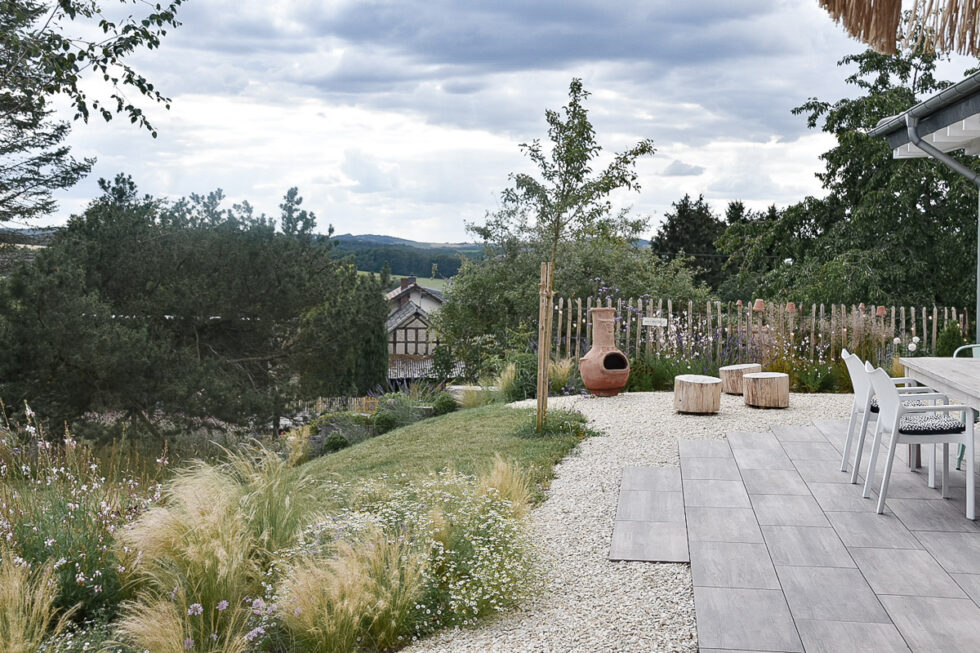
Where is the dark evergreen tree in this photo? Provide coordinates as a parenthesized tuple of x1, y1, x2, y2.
(651, 194, 726, 289)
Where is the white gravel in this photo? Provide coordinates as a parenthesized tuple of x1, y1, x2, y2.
(405, 390, 853, 653)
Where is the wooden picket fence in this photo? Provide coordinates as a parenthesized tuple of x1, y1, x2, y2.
(550, 297, 968, 363)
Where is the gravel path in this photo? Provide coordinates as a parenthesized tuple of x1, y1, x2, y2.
(406, 390, 852, 653)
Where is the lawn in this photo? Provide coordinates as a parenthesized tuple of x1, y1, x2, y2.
(303, 404, 587, 503)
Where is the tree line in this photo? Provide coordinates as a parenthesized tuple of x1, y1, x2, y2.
(332, 241, 477, 278)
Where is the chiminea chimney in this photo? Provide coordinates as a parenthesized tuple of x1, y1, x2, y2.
(400, 276, 416, 290)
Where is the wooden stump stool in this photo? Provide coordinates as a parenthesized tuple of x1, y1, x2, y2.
(674, 374, 722, 414)
(719, 363, 762, 395)
(743, 372, 789, 409)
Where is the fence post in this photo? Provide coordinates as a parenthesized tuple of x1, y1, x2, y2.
(667, 299, 674, 352)
(575, 298, 583, 359)
(586, 296, 593, 346)
(635, 298, 644, 355)
(555, 297, 563, 360)
(645, 298, 654, 355)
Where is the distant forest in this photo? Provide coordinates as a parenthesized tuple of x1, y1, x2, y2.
(332, 240, 480, 278)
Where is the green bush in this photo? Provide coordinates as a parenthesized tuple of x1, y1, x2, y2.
(323, 432, 350, 453)
(503, 353, 538, 402)
(431, 392, 458, 416)
(512, 409, 597, 439)
(935, 322, 968, 357)
(371, 393, 420, 434)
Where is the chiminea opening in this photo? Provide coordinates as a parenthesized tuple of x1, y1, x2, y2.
(602, 352, 629, 371)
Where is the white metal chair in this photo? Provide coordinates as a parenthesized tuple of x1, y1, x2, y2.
(863, 365, 975, 519)
(839, 349, 940, 484)
(953, 344, 980, 470)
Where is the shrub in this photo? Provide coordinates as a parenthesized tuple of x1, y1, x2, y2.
(0, 554, 75, 652)
(512, 409, 596, 439)
(502, 353, 537, 402)
(547, 358, 576, 393)
(936, 322, 968, 357)
(371, 393, 419, 434)
(460, 387, 497, 409)
(323, 432, 350, 453)
(793, 358, 836, 393)
(431, 392, 458, 416)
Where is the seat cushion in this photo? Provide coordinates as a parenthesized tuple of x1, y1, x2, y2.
(870, 397, 924, 413)
(899, 414, 966, 435)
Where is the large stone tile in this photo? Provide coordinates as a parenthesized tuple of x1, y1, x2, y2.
(782, 441, 842, 462)
(809, 482, 876, 512)
(795, 620, 911, 653)
(849, 547, 966, 598)
(888, 498, 980, 532)
(678, 439, 732, 458)
(915, 531, 980, 574)
(682, 478, 751, 509)
(813, 418, 850, 443)
(680, 456, 741, 481)
(771, 423, 828, 442)
(825, 510, 922, 549)
(751, 494, 830, 527)
(741, 469, 812, 496)
(776, 566, 890, 623)
(880, 595, 980, 653)
(728, 430, 781, 450)
(871, 468, 947, 500)
(733, 447, 797, 471)
(615, 490, 685, 522)
(685, 506, 764, 544)
(619, 466, 682, 492)
(690, 541, 780, 590)
(608, 520, 688, 562)
(951, 573, 980, 606)
(762, 525, 855, 568)
(693, 586, 802, 652)
(795, 458, 857, 484)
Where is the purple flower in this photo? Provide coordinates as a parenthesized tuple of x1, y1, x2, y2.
(216, 600, 229, 611)
(187, 603, 203, 616)
(245, 626, 266, 642)
(184, 638, 194, 650)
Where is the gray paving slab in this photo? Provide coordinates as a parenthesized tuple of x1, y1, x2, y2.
(615, 490, 685, 522)
(678, 438, 732, 458)
(679, 456, 741, 480)
(888, 498, 980, 532)
(771, 423, 827, 442)
(608, 520, 688, 562)
(869, 469, 946, 500)
(619, 465, 682, 492)
(794, 619, 911, 653)
(692, 586, 802, 652)
(781, 441, 842, 462)
(915, 531, 980, 574)
(825, 510, 922, 549)
(751, 494, 830, 527)
(879, 595, 980, 653)
(741, 469, 812, 496)
(732, 447, 797, 471)
(776, 565, 891, 623)
(683, 478, 751, 509)
(812, 418, 850, 442)
(689, 540, 780, 590)
(950, 573, 980, 606)
(762, 525, 855, 568)
(849, 547, 966, 599)
(685, 506, 764, 544)
(793, 458, 856, 484)
(808, 481, 876, 512)
(728, 430, 781, 450)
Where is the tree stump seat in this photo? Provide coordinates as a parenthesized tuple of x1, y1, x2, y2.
(719, 363, 763, 395)
(674, 374, 722, 414)
(743, 372, 790, 409)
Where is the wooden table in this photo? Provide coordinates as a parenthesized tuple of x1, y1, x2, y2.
(900, 357, 980, 467)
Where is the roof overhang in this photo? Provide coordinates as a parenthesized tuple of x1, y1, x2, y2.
(868, 71, 980, 159)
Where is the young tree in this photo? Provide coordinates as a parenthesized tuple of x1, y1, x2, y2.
(651, 194, 727, 290)
(1, 0, 185, 226)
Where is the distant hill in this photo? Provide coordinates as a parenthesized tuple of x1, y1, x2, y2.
(333, 233, 480, 252)
(331, 234, 481, 279)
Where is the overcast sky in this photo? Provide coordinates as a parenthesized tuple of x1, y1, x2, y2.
(48, 0, 977, 242)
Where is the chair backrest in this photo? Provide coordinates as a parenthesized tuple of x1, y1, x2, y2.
(953, 344, 980, 359)
(842, 349, 872, 400)
(867, 363, 901, 423)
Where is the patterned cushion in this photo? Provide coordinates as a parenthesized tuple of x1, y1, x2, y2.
(870, 397, 924, 414)
(899, 414, 966, 435)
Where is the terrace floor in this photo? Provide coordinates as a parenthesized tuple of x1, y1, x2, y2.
(616, 418, 980, 653)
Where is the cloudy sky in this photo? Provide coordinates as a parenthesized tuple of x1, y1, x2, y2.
(49, 0, 977, 242)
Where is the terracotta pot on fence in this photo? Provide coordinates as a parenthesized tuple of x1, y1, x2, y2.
(579, 307, 630, 397)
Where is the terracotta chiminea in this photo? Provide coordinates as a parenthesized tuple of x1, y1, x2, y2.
(579, 307, 630, 397)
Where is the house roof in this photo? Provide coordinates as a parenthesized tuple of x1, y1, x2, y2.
(867, 71, 980, 158)
(384, 283, 444, 304)
(388, 355, 465, 380)
(385, 301, 430, 333)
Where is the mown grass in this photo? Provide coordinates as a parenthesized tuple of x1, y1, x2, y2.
(302, 404, 587, 504)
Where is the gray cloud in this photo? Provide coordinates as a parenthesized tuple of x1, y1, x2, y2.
(661, 160, 705, 176)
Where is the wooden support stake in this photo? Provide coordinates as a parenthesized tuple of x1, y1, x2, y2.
(535, 262, 554, 431)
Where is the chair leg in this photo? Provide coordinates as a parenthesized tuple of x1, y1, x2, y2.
(876, 433, 901, 515)
(967, 420, 975, 520)
(941, 443, 950, 499)
(850, 410, 872, 485)
(842, 405, 859, 472)
(863, 420, 883, 499)
(957, 443, 966, 471)
(928, 444, 936, 489)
